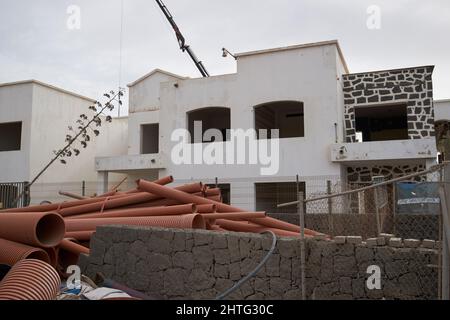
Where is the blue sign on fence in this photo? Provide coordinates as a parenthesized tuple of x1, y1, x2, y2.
(396, 182, 440, 215)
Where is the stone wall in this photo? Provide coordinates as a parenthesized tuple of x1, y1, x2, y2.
(79, 226, 439, 300)
(343, 66, 434, 142)
(346, 163, 426, 183)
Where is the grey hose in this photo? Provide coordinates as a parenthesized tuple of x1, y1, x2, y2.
(215, 230, 277, 300)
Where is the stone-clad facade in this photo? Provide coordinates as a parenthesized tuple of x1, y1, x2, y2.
(343, 66, 435, 143)
(347, 163, 426, 183)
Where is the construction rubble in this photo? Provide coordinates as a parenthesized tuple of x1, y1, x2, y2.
(0, 176, 321, 300)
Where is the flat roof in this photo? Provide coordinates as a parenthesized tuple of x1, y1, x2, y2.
(0, 79, 96, 102)
(127, 68, 188, 87)
(235, 40, 349, 73)
(345, 65, 435, 76)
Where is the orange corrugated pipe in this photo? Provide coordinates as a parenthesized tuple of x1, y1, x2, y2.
(65, 203, 197, 220)
(59, 238, 90, 255)
(0, 238, 50, 266)
(125, 176, 173, 194)
(58, 193, 159, 217)
(59, 182, 204, 217)
(208, 224, 227, 232)
(42, 247, 58, 267)
(0, 176, 173, 213)
(138, 180, 317, 235)
(125, 198, 183, 208)
(200, 212, 266, 220)
(137, 179, 241, 212)
(0, 212, 65, 248)
(119, 184, 206, 209)
(215, 219, 305, 237)
(0, 192, 130, 213)
(95, 190, 119, 198)
(196, 204, 217, 213)
(248, 216, 320, 236)
(204, 188, 221, 196)
(0, 259, 60, 300)
(64, 214, 205, 232)
(207, 195, 222, 202)
(65, 231, 95, 241)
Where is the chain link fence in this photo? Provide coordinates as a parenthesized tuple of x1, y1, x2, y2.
(275, 164, 446, 300)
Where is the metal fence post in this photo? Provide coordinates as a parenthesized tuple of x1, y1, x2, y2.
(297, 191, 306, 300)
(374, 186, 381, 235)
(327, 180, 333, 237)
(441, 164, 450, 300)
(24, 181, 30, 207)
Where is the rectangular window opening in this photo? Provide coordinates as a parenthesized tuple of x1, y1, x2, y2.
(141, 123, 159, 154)
(355, 104, 408, 142)
(255, 101, 304, 139)
(0, 122, 22, 152)
(255, 181, 306, 214)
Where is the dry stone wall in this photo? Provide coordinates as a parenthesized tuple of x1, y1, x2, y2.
(79, 226, 439, 300)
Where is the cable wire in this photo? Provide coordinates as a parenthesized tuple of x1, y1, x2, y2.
(215, 230, 277, 300)
(117, 0, 124, 117)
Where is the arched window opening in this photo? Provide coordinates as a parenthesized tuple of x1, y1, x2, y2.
(187, 107, 230, 143)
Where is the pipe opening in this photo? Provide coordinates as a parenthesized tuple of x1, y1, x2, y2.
(191, 214, 206, 229)
(26, 250, 50, 264)
(36, 214, 65, 247)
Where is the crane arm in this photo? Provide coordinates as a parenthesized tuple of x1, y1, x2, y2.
(155, 0, 209, 77)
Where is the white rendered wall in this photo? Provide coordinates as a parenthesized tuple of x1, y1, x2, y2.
(129, 72, 183, 113)
(29, 83, 128, 184)
(0, 83, 33, 182)
(434, 100, 450, 121)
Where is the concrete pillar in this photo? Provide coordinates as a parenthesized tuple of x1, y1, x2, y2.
(97, 171, 109, 195)
(426, 158, 439, 181)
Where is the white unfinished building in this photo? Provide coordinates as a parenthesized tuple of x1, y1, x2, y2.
(0, 80, 127, 205)
(94, 40, 439, 212)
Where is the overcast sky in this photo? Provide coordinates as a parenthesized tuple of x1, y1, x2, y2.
(1, 0, 449, 116)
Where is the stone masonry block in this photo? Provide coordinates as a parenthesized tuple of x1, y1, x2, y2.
(366, 238, 378, 247)
(421, 239, 436, 249)
(389, 238, 403, 248)
(347, 236, 363, 245)
(376, 237, 386, 246)
(212, 233, 228, 249)
(404, 239, 421, 248)
(278, 238, 297, 258)
(333, 236, 346, 244)
(379, 233, 395, 241)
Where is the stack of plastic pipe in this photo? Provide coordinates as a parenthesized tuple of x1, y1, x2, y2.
(0, 176, 324, 299)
